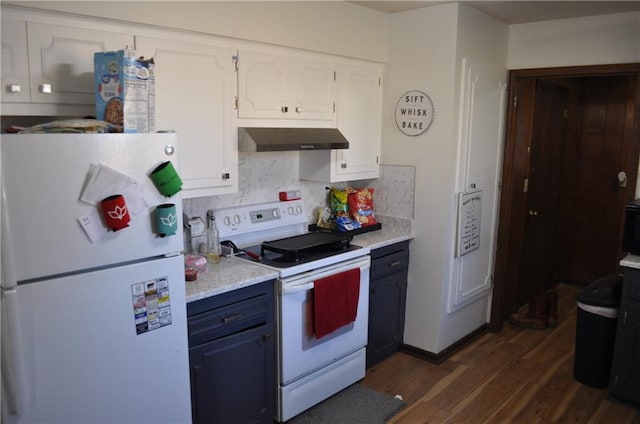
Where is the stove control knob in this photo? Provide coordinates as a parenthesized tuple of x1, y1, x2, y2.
(272, 209, 279, 218)
(287, 206, 294, 215)
(295, 205, 303, 215)
(233, 214, 241, 224)
(223, 216, 231, 226)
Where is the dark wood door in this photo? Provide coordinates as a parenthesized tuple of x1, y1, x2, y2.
(554, 75, 640, 283)
(491, 64, 640, 332)
(517, 80, 568, 304)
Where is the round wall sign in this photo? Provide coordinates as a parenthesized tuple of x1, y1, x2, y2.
(395, 90, 435, 136)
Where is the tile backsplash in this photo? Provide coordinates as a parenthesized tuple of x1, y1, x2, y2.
(183, 152, 415, 229)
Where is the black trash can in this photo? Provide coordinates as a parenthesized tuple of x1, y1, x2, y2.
(573, 274, 623, 388)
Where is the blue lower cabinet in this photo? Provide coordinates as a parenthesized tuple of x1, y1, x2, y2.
(367, 241, 410, 368)
(609, 268, 640, 406)
(187, 280, 276, 423)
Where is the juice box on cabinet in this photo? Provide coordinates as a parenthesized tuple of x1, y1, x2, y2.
(94, 48, 155, 133)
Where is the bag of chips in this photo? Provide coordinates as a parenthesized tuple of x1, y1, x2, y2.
(330, 188, 349, 218)
(348, 188, 377, 226)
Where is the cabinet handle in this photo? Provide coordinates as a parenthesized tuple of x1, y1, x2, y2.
(388, 260, 401, 268)
(8, 84, 21, 93)
(340, 162, 347, 169)
(295, 106, 303, 113)
(39, 83, 52, 94)
(281, 106, 288, 113)
(222, 313, 241, 324)
(262, 334, 271, 341)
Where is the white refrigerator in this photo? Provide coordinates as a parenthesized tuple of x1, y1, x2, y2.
(1, 133, 192, 423)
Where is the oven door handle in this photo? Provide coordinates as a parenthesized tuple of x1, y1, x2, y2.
(282, 282, 315, 295)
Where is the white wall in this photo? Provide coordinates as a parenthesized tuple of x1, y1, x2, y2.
(383, 3, 508, 354)
(7, 1, 389, 62)
(508, 11, 640, 69)
(383, 3, 459, 354)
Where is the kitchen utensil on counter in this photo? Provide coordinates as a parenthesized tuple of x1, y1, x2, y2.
(220, 240, 261, 261)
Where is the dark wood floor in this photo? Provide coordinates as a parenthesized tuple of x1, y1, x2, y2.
(361, 284, 639, 423)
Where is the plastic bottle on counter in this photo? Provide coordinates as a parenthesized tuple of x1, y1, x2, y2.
(206, 210, 221, 264)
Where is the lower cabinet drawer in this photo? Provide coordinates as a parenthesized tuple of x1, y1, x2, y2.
(187, 280, 275, 347)
(188, 294, 268, 345)
(371, 249, 410, 280)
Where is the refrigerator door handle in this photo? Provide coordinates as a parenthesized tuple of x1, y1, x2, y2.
(1, 287, 30, 417)
(1, 181, 18, 290)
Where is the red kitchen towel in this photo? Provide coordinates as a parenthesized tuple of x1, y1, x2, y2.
(313, 268, 360, 339)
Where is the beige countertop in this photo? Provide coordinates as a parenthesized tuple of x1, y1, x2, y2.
(185, 214, 414, 303)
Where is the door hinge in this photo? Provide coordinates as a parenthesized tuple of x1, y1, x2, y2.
(379, 76, 382, 86)
(232, 55, 238, 72)
(334, 70, 337, 81)
(234, 96, 238, 110)
(513, 95, 518, 109)
(333, 102, 336, 113)
(376, 155, 379, 164)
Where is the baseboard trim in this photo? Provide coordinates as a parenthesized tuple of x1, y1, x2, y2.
(399, 324, 489, 364)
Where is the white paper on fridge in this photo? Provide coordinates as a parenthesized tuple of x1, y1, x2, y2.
(80, 163, 148, 215)
(77, 209, 109, 243)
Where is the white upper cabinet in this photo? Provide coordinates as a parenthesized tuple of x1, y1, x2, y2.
(237, 49, 337, 123)
(299, 61, 382, 182)
(27, 22, 133, 105)
(1, 19, 30, 104)
(1, 9, 133, 115)
(135, 34, 238, 198)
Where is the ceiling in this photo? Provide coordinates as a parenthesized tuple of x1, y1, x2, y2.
(350, 1, 640, 24)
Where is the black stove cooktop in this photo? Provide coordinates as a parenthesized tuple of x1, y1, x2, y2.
(231, 231, 362, 268)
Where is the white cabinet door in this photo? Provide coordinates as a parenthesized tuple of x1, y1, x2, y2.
(291, 57, 337, 121)
(237, 49, 336, 122)
(237, 49, 289, 119)
(1, 19, 30, 103)
(136, 35, 238, 198)
(334, 63, 381, 179)
(27, 22, 133, 105)
(299, 62, 382, 182)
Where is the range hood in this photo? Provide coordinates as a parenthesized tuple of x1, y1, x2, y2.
(238, 127, 349, 152)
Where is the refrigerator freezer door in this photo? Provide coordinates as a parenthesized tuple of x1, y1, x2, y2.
(1, 133, 183, 284)
(4, 255, 191, 424)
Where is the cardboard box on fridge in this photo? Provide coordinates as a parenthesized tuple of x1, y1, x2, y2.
(94, 49, 155, 133)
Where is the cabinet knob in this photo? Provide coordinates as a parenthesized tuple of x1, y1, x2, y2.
(222, 173, 230, 180)
(8, 84, 21, 93)
(295, 106, 303, 113)
(262, 334, 272, 341)
(340, 162, 347, 169)
(39, 83, 52, 94)
(281, 106, 289, 113)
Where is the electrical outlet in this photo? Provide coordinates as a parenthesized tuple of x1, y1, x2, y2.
(188, 217, 206, 237)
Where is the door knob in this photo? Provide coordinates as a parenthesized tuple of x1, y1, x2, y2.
(618, 171, 627, 188)
(528, 210, 539, 216)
